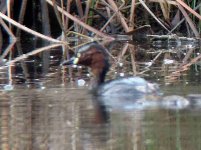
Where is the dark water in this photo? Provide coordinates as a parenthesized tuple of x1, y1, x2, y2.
(0, 41, 201, 150)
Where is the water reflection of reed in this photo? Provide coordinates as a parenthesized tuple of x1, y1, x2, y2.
(0, 93, 10, 150)
(0, 86, 149, 149)
(0, 63, 201, 149)
(0, 88, 111, 149)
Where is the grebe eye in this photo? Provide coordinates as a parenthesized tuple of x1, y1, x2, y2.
(77, 53, 81, 58)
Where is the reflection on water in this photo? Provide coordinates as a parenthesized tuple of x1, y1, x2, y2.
(0, 41, 201, 149)
(1, 86, 201, 150)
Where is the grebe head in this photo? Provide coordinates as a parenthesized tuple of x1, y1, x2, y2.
(62, 42, 110, 86)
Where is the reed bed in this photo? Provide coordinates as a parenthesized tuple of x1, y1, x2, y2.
(0, 0, 201, 83)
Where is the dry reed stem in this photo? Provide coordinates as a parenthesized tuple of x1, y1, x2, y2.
(8, 52, 13, 85)
(60, 0, 66, 31)
(4, 44, 62, 66)
(98, 0, 128, 33)
(0, 18, 16, 39)
(0, 41, 16, 59)
(182, 48, 194, 64)
(66, 31, 93, 41)
(149, 0, 177, 5)
(145, 0, 201, 36)
(16, 42, 29, 79)
(118, 43, 129, 58)
(176, 0, 201, 21)
(52, 0, 65, 32)
(41, 0, 51, 39)
(177, 4, 199, 37)
(150, 0, 177, 5)
(99, 9, 118, 33)
(106, 0, 129, 32)
(159, 1, 170, 20)
(169, 3, 201, 34)
(65, 31, 99, 50)
(138, 50, 163, 74)
(7, 0, 11, 29)
(76, 0, 84, 17)
(129, 0, 136, 28)
(82, 0, 91, 34)
(16, 0, 28, 37)
(167, 53, 201, 80)
(46, 0, 114, 41)
(65, 0, 71, 29)
(84, 0, 91, 23)
(138, 0, 170, 32)
(0, 1, 7, 13)
(112, 43, 129, 69)
(99, 9, 115, 32)
(0, 12, 62, 43)
(130, 46, 137, 75)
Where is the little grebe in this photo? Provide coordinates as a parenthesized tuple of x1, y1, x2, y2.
(62, 42, 161, 109)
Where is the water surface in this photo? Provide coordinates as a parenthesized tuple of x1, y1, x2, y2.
(0, 41, 201, 150)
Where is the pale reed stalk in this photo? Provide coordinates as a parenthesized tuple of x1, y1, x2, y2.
(0, 12, 63, 43)
(5, 44, 62, 66)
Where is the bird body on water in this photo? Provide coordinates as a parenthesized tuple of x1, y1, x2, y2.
(61, 42, 162, 110)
